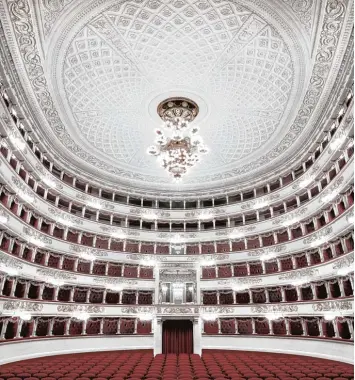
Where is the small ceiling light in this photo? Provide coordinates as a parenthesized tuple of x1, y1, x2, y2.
(299, 175, 315, 188)
(138, 313, 153, 321)
(229, 230, 244, 239)
(330, 135, 347, 151)
(57, 217, 73, 227)
(72, 311, 90, 321)
(202, 313, 218, 321)
(112, 230, 126, 239)
(266, 312, 282, 321)
(0, 214, 8, 224)
(252, 200, 269, 210)
(80, 252, 96, 261)
(9, 134, 26, 151)
(87, 200, 102, 209)
(42, 176, 56, 188)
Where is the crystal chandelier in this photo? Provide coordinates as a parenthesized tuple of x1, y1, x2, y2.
(147, 97, 208, 180)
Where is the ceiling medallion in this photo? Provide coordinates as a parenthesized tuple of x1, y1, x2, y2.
(148, 97, 208, 181)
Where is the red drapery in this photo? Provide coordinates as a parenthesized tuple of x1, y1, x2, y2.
(162, 320, 193, 354)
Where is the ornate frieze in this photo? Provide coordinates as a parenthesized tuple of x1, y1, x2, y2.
(217, 277, 263, 286)
(121, 306, 154, 314)
(184, 209, 226, 218)
(76, 194, 114, 210)
(93, 277, 139, 286)
(129, 208, 171, 218)
(278, 268, 319, 281)
(159, 269, 196, 283)
(302, 226, 333, 245)
(157, 232, 197, 240)
(217, 225, 256, 237)
(23, 227, 52, 244)
(35, 164, 63, 189)
(3, 300, 43, 312)
(251, 305, 298, 313)
(198, 254, 230, 262)
(0, 252, 23, 270)
(126, 254, 168, 262)
(48, 207, 83, 226)
(248, 245, 286, 257)
(312, 300, 353, 312)
(69, 245, 108, 257)
(241, 194, 280, 210)
(99, 226, 140, 237)
(318, 176, 344, 203)
(57, 304, 104, 313)
(36, 268, 77, 281)
(282, 0, 314, 32)
(200, 306, 234, 314)
(272, 208, 308, 225)
(332, 253, 354, 270)
(157, 306, 199, 314)
(11, 176, 36, 203)
(292, 165, 321, 189)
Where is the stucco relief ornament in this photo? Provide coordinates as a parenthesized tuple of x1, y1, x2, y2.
(241, 194, 280, 210)
(35, 164, 63, 189)
(93, 277, 139, 286)
(36, 268, 77, 281)
(129, 208, 171, 218)
(121, 306, 154, 314)
(0, 252, 23, 270)
(57, 305, 104, 313)
(200, 306, 234, 314)
(76, 193, 114, 210)
(318, 176, 344, 204)
(278, 268, 319, 281)
(3, 300, 43, 312)
(69, 245, 108, 257)
(312, 300, 353, 312)
(217, 225, 256, 237)
(282, 0, 314, 32)
(302, 226, 332, 245)
(332, 253, 354, 270)
(248, 245, 286, 257)
(12, 176, 36, 204)
(159, 307, 197, 314)
(251, 304, 298, 313)
(292, 165, 321, 189)
(48, 207, 83, 226)
(3, 0, 348, 194)
(272, 207, 308, 226)
(23, 227, 52, 245)
(217, 277, 262, 286)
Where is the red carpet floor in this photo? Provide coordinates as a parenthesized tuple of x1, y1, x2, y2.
(0, 350, 353, 380)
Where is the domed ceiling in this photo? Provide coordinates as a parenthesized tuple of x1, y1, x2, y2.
(0, 0, 353, 195)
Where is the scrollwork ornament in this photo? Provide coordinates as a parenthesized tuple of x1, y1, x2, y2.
(0, 252, 23, 270)
(278, 268, 319, 281)
(57, 304, 104, 313)
(3, 300, 43, 312)
(251, 304, 298, 313)
(332, 253, 354, 270)
(312, 300, 353, 312)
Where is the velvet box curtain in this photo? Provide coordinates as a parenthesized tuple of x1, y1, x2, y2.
(162, 320, 193, 354)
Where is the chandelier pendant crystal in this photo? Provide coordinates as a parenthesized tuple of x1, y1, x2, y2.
(147, 97, 208, 181)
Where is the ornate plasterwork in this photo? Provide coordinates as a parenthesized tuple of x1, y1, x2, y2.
(302, 226, 333, 245)
(278, 267, 319, 281)
(272, 207, 308, 225)
(0, 0, 351, 195)
(312, 300, 353, 312)
(217, 277, 262, 286)
(48, 207, 83, 226)
(76, 194, 114, 210)
(36, 268, 77, 281)
(69, 244, 108, 257)
(0, 252, 23, 270)
(281, 0, 314, 33)
(247, 245, 286, 257)
(129, 208, 171, 218)
(57, 304, 104, 313)
(11, 176, 37, 204)
(121, 306, 154, 314)
(332, 253, 354, 270)
(157, 306, 199, 314)
(241, 194, 281, 210)
(23, 227, 52, 244)
(251, 304, 298, 313)
(200, 306, 234, 313)
(217, 225, 256, 237)
(3, 300, 43, 312)
(318, 176, 344, 203)
(93, 277, 139, 286)
(159, 269, 196, 282)
(35, 164, 63, 190)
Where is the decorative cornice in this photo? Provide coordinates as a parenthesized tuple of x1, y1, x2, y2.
(272, 208, 308, 225)
(36, 268, 77, 281)
(0, 251, 23, 270)
(248, 245, 287, 257)
(69, 245, 108, 257)
(332, 253, 354, 270)
(156, 306, 199, 314)
(48, 207, 83, 226)
(93, 277, 139, 286)
(217, 277, 263, 286)
(23, 227, 52, 244)
(303, 226, 333, 245)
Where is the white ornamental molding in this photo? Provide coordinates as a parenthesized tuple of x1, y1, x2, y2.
(121, 306, 154, 314)
(217, 277, 263, 286)
(197, 254, 230, 262)
(156, 306, 199, 314)
(312, 300, 353, 312)
(200, 307, 234, 314)
(129, 208, 171, 218)
(241, 194, 281, 210)
(69, 245, 108, 257)
(327, 118, 353, 154)
(247, 245, 287, 257)
(292, 165, 321, 189)
(57, 305, 104, 313)
(157, 232, 197, 240)
(125, 254, 168, 262)
(302, 226, 333, 245)
(251, 305, 298, 313)
(0, 251, 23, 270)
(36, 268, 77, 281)
(318, 176, 345, 203)
(93, 277, 139, 286)
(0, 210, 9, 224)
(48, 207, 83, 226)
(11, 176, 37, 204)
(184, 209, 226, 218)
(23, 227, 52, 245)
(76, 193, 114, 210)
(35, 164, 64, 190)
(217, 225, 256, 237)
(332, 253, 354, 270)
(159, 270, 196, 283)
(99, 226, 140, 237)
(3, 300, 43, 312)
(278, 268, 319, 281)
(272, 208, 308, 225)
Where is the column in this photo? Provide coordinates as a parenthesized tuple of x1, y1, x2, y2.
(116, 319, 121, 335)
(248, 289, 253, 304)
(333, 319, 340, 338)
(10, 279, 17, 297)
(251, 318, 256, 334)
(305, 252, 311, 266)
(82, 320, 87, 335)
(280, 287, 286, 302)
(193, 318, 202, 356)
(69, 288, 74, 302)
(134, 318, 138, 334)
(48, 319, 54, 336)
(261, 261, 266, 274)
(0, 276, 6, 295)
(1, 320, 9, 339)
(296, 286, 302, 301)
(102, 289, 107, 304)
(347, 319, 353, 340)
(135, 290, 139, 305)
(291, 255, 297, 269)
(319, 319, 325, 337)
(301, 319, 307, 336)
(265, 289, 270, 303)
(285, 319, 290, 336)
(235, 319, 239, 335)
(216, 291, 220, 305)
(30, 319, 38, 337)
(153, 318, 162, 355)
(24, 282, 30, 299)
(64, 319, 70, 336)
(119, 291, 123, 304)
(217, 319, 221, 334)
(86, 289, 91, 303)
(15, 319, 23, 338)
(53, 286, 59, 301)
(246, 263, 251, 276)
(73, 259, 79, 272)
(311, 284, 318, 300)
(276, 258, 281, 272)
(232, 291, 236, 304)
(89, 261, 94, 274)
(268, 319, 274, 335)
(339, 279, 346, 297)
(325, 282, 332, 299)
(99, 319, 104, 335)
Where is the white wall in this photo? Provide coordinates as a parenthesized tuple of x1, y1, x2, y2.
(202, 335, 354, 364)
(0, 336, 154, 365)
